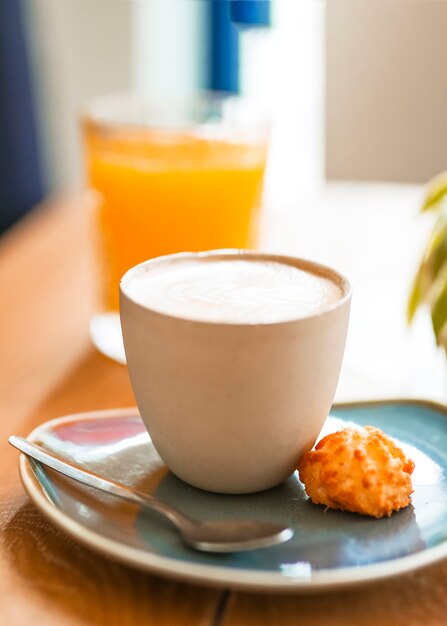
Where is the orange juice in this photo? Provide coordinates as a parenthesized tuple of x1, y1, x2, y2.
(84, 127, 267, 311)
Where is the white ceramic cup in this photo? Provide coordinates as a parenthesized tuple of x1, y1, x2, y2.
(120, 250, 351, 494)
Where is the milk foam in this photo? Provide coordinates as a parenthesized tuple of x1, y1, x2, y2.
(125, 258, 342, 323)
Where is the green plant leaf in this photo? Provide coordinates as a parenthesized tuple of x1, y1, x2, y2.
(407, 214, 447, 322)
(424, 214, 447, 276)
(407, 268, 423, 323)
(421, 171, 447, 212)
(431, 280, 447, 346)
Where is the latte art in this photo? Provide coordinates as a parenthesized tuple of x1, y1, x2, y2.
(124, 257, 343, 323)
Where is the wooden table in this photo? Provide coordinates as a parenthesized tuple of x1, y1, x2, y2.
(1, 189, 447, 625)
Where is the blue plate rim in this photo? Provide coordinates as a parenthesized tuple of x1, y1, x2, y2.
(18, 400, 447, 593)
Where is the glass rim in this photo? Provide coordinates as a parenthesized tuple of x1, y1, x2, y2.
(80, 89, 270, 134)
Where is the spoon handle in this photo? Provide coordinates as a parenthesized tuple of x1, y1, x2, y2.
(9, 436, 188, 528)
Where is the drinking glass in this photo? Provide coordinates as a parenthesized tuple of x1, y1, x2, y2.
(81, 91, 269, 363)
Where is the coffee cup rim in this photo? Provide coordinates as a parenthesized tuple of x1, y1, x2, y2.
(120, 249, 352, 326)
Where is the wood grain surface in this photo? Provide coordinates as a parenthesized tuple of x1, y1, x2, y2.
(221, 562, 447, 626)
(1, 196, 447, 626)
(0, 199, 221, 625)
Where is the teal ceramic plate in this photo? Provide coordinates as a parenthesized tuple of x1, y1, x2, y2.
(19, 400, 447, 592)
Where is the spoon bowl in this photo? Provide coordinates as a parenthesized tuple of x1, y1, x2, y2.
(9, 436, 293, 553)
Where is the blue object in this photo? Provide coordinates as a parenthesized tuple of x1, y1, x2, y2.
(230, 0, 271, 27)
(0, 0, 45, 234)
(208, 0, 240, 93)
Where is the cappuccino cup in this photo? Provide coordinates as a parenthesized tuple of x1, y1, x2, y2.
(120, 250, 351, 494)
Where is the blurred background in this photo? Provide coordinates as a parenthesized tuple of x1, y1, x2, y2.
(3, 0, 446, 231)
(2, 0, 447, 401)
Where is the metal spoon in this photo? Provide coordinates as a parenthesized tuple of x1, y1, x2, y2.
(9, 436, 293, 553)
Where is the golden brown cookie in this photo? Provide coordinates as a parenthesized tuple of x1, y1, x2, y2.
(298, 426, 415, 518)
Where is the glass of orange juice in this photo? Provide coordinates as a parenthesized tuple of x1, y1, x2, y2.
(81, 91, 269, 363)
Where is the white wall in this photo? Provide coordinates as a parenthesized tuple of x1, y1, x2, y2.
(134, 0, 205, 96)
(240, 1, 325, 207)
(326, 1, 447, 184)
(24, 0, 134, 191)
(23, 0, 205, 192)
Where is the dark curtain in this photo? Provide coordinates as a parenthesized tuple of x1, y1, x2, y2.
(0, 0, 45, 234)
